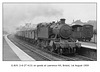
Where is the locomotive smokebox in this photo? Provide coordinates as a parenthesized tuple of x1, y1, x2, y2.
(60, 18, 66, 24)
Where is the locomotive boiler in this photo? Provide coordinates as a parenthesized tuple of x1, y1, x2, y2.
(51, 19, 72, 39)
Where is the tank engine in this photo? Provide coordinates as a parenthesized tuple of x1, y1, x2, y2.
(36, 19, 81, 54)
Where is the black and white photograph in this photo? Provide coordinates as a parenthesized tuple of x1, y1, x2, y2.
(2, 2, 97, 61)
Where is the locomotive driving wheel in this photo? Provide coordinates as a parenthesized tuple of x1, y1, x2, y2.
(57, 48, 63, 55)
(47, 46, 54, 52)
(50, 47, 54, 52)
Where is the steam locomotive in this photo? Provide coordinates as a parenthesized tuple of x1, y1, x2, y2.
(16, 19, 81, 55)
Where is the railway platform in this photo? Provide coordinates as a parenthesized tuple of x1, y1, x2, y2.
(3, 35, 35, 61)
(78, 41, 97, 60)
(79, 41, 97, 49)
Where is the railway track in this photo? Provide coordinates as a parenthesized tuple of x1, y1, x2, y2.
(8, 36, 52, 61)
(8, 35, 95, 61)
(8, 35, 66, 61)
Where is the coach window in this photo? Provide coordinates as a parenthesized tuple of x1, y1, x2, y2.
(77, 27, 80, 31)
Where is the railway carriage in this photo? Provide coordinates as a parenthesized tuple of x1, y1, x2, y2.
(82, 24, 93, 41)
(71, 24, 93, 41)
(71, 25, 83, 41)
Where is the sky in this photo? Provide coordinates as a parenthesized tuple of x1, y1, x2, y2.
(3, 3, 96, 33)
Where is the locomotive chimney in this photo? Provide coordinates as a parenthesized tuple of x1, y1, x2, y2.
(60, 18, 66, 24)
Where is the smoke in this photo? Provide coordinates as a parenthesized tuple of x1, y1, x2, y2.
(3, 4, 63, 33)
(34, 5, 63, 17)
